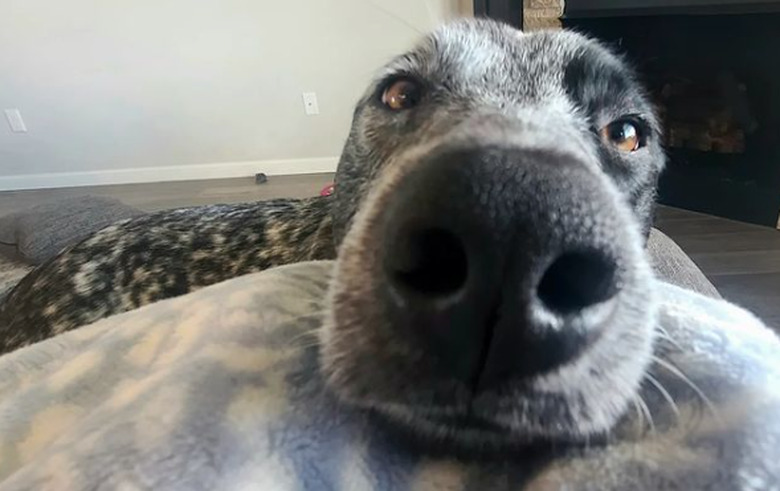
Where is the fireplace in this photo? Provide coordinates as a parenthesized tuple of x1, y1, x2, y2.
(563, 1, 780, 227)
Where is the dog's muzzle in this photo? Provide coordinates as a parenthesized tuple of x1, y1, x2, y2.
(377, 144, 633, 391)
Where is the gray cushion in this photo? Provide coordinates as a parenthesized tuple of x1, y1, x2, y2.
(0, 196, 145, 265)
(647, 228, 721, 299)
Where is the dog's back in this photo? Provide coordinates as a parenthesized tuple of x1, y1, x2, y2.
(0, 197, 335, 353)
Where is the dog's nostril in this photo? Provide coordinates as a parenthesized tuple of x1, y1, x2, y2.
(537, 251, 618, 315)
(389, 228, 468, 298)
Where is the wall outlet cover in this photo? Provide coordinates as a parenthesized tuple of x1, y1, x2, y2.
(4, 109, 27, 133)
(302, 92, 320, 115)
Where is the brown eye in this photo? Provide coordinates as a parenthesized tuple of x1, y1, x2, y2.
(601, 120, 642, 152)
(381, 79, 422, 111)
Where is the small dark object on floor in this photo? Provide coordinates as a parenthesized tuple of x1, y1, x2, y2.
(255, 173, 268, 184)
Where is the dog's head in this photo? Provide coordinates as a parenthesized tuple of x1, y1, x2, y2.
(323, 19, 664, 447)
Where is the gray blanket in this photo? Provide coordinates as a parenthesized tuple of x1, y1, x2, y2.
(0, 261, 778, 490)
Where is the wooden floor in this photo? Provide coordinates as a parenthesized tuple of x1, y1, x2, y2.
(1, 175, 778, 326)
(655, 206, 780, 327)
(0, 174, 335, 215)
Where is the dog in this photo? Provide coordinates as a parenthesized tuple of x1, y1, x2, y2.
(0, 19, 665, 446)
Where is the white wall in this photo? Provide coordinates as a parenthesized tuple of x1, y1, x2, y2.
(0, 0, 472, 190)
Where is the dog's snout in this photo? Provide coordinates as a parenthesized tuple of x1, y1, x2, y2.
(378, 146, 629, 389)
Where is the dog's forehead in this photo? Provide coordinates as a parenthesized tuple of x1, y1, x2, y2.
(382, 20, 637, 113)
(396, 21, 592, 89)
(426, 21, 526, 79)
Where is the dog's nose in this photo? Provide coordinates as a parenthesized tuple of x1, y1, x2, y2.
(380, 146, 627, 390)
(536, 250, 617, 315)
(390, 228, 469, 299)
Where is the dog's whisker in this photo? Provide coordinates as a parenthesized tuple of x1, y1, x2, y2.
(644, 372, 681, 423)
(289, 340, 323, 352)
(635, 394, 656, 437)
(283, 325, 324, 348)
(654, 326, 684, 352)
(631, 397, 645, 438)
(285, 330, 320, 345)
(284, 336, 323, 351)
(583, 430, 594, 453)
(651, 355, 722, 425)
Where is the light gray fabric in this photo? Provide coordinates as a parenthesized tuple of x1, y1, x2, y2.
(0, 261, 777, 490)
(0, 196, 144, 265)
(647, 228, 721, 299)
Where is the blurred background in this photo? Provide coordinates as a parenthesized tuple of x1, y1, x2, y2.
(0, 0, 471, 190)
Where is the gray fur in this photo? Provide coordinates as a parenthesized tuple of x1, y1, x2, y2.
(2, 20, 666, 447)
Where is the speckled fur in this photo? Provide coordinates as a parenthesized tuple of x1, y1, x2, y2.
(3, 19, 667, 447)
(0, 198, 334, 352)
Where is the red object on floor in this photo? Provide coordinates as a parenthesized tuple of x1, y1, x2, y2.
(320, 183, 335, 196)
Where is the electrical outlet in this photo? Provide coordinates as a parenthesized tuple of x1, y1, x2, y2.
(4, 109, 27, 133)
(302, 92, 319, 115)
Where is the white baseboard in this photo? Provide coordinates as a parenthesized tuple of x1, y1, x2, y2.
(0, 157, 339, 191)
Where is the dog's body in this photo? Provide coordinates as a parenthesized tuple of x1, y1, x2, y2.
(0, 198, 335, 352)
(1, 20, 670, 447)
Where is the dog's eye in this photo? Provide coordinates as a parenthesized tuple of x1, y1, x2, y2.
(601, 120, 642, 152)
(381, 79, 422, 111)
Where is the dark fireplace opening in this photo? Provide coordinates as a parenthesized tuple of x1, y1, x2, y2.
(563, 11, 780, 227)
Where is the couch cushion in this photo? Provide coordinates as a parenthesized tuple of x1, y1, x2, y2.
(647, 228, 720, 299)
(0, 196, 145, 265)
